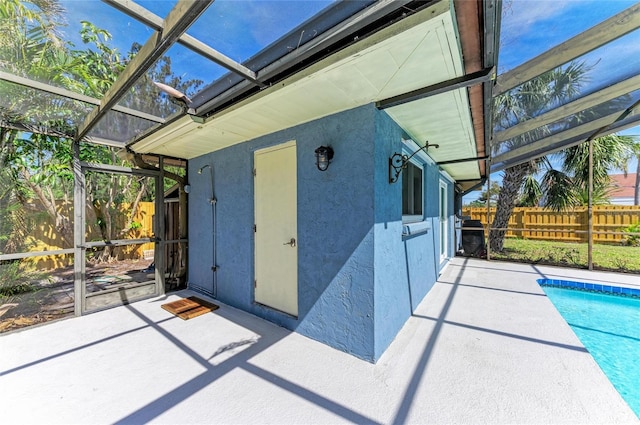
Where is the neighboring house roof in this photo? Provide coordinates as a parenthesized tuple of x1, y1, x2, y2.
(610, 173, 637, 199)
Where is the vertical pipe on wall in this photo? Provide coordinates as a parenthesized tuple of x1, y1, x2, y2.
(588, 138, 593, 270)
(211, 183, 217, 299)
(199, 163, 217, 298)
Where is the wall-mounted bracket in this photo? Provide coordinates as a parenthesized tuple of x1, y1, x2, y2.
(389, 141, 439, 184)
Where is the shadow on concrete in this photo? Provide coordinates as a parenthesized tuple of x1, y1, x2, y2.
(437, 280, 547, 297)
(113, 296, 380, 424)
(392, 258, 467, 424)
(412, 314, 588, 353)
(0, 316, 177, 377)
(2, 288, 380, 424)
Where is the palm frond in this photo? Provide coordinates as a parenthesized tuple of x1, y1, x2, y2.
(519, 174, 542, 207)
(541, 169, 577, 211)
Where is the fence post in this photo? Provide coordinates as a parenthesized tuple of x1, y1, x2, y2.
(486, 166, 491, 261)
(73, 142, 86, 316)
(588, 138, 593, 270)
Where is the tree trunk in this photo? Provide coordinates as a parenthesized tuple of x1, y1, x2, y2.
(119, 178, 146, 237)
(20, 169, 73, 247)
(489, 161, 534, 252)
(91, 200, 113, 263)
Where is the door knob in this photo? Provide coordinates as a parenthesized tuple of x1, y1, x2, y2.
(283, 238, 296, 247)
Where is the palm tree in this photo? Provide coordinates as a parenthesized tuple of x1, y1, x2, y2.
(520, 134, 636, 210)
(490, 62, 590, 252)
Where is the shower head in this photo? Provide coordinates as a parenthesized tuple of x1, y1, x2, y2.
(198, 164, 210, 174)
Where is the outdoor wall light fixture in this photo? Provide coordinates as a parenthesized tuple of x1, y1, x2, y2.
(389, 141, 439, 183)
(314, 146, 334, 171)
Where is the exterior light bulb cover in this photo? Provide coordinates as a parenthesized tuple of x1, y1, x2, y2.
(314, 146, 334, 171)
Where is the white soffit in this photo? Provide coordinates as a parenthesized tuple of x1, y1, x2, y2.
(385, 88, 480, 180)
(130, 1, 477, 181)
(441, 161, 481, 181)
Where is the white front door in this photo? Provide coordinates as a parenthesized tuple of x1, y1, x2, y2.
(254, 141, 298, 316)
(439, 181, 448, 261)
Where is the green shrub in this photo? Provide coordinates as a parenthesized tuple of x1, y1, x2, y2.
(0, 261, 37, 298)
(622, 222, 640, 247)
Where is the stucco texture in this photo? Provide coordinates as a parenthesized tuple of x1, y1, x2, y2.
(188, 104, 454, 362)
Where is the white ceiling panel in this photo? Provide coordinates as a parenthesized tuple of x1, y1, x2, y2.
(441, 162, 481, 181)
(385, 89, 477, 163)
(130, 3, 479, 181)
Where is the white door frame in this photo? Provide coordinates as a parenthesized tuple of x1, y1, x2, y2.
(439, 180, 448, 261)
(253, 140, 298, 316)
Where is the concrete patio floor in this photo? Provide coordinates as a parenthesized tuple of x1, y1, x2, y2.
(1, 257, 638, 424)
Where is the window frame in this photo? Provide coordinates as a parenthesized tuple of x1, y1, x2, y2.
(402, 159, 424, 223)
(439, 179, 448, 260)
(401, 139, 427, 225)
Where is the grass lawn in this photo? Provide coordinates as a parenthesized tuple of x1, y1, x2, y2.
(491, 238, 640, 273)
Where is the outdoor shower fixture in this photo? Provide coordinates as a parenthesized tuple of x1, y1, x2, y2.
(389, 141, 439, 183)
(315, 146, 334, 171)
(195, 162, 218, 298)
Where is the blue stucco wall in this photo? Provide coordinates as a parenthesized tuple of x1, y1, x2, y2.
(371, 110, 452, 361)
(188, 104, 455, 362)
(189, 105, 377, 361)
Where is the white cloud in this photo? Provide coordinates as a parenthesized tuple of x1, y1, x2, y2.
(501, 0, 572, 36)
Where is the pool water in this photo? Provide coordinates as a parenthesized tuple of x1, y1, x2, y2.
(538, 281, 640, 418)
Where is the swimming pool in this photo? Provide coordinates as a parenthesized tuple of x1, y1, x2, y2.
(538, 279, 640, 418)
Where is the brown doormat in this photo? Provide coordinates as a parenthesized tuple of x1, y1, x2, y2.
(161, 296, 219, 320)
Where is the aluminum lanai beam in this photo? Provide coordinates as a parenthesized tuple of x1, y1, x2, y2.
(376, 67, 495, 110)
(0, 71, 165, 124)
(76, 0, 213, 142)
(491, 117, 640, 174)
(102, 0, 264, 87)
(492, 114, 640, 174)
(495, 73, 640, 144)
(494, 3, 640, 96)
(482, 0, 500, 174)
(492, 111, 631, 165)
(84, 137, 126, 148)
(437, 156, 489, 166)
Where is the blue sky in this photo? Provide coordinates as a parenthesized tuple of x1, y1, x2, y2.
(55, 0, 638, 198)
(499, 0, 637, 73)
(59, 0, 334, 89)
(464, 0, 640, 202)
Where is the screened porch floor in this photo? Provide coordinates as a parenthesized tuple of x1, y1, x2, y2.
(1, 257, 637, 424)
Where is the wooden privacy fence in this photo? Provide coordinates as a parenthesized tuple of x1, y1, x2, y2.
(462, 206, 640, 244)
(6, 201, 155, 270)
